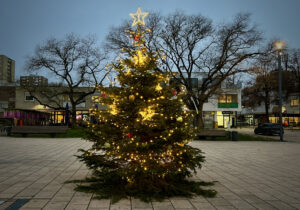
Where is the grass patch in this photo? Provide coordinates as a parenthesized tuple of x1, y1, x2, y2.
(196, 132, 277, 141)
(237, 133, 277, 141)
(10, 127, 86, 138)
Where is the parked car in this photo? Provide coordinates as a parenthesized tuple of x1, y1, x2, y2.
(254, 123, 284, 135)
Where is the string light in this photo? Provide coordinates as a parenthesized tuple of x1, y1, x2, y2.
(83, 7, 199, 184)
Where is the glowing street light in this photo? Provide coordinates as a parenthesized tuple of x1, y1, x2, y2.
(274, 41, 284, 141)
(275, 41, 285, 51)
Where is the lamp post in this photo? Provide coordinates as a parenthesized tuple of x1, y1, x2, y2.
(275, 41, 284, 141)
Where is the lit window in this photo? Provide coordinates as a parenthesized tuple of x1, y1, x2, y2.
(218, 94, 236, 103)
(218, 95, 227, 103)
(291, 99, 299, 107)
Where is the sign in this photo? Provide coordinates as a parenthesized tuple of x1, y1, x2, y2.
(222, 111, 233, 114)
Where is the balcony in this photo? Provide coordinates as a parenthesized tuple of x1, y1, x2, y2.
(218, 103, 238, 108)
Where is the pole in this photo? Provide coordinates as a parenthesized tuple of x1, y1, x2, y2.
(278, 52, 284, 141)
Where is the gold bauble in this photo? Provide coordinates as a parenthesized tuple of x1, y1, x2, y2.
(129, 95, 135, 101)
(176, 116, 183, 122)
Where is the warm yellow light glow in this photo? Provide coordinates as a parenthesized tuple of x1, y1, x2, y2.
(132, 49, 147, 66)
(176, 116, 183, 122)
(139, 105, 156, 121)
(130, 8, 149, 26)
(275, 41, 285, 50)
(126, 68, 131, 75)
(155, 83, 162, 92)
(109, 103, 119, 115)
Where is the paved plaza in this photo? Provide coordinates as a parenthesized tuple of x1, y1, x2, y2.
(0, 137, 299, 210)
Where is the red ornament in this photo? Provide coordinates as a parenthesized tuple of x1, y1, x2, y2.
(134, 35, 139, 41)
(127, 132, 133, 138)
(101, 92, 106, 98)
(172, 90, 177, 95)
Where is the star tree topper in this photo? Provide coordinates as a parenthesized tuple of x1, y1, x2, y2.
(130, 8, 149, 26)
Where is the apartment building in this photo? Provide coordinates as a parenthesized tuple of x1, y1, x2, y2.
(0, 55, 15, 85)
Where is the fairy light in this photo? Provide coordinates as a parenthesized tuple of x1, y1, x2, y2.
(83, 7, 199, 185)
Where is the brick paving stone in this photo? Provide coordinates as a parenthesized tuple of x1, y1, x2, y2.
(20, 199, 49, 208)
(251, 202, 279, 209)
(239, 194, 267, 204)
(65, 204, 89, 210)
(189, 196, 208, 203)
(207, 197, 233, 206)
(228, 199, 256, 209)
(43, 201, 69, 210)
(88, 198, 110, 208)
(152, 201, 174, 210)
(191, 201, 216, 210)
(131, 198, 153, 209)
(110, 204, 131, 210)
(110, 199, 131, 210)
(0, 201, 14, 210)
(290, 203, 300, 209)
(267, 200, 297, 210)
(170, 199, 194, 209)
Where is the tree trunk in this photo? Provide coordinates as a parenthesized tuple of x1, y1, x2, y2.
(264, 91, 270, 123)
(196, 104, 204, 128)
(71, 104, 77, 128)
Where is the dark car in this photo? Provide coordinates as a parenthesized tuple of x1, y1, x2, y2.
(254, 123, 284, 136)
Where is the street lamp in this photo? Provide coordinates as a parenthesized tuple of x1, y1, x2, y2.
(275, 41, 284, 141)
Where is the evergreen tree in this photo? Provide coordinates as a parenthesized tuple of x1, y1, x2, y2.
(77, 8, 215, 202)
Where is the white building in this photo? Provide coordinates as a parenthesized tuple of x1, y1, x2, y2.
(175, 72, 242, 128)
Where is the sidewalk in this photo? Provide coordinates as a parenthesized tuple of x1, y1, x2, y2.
(0, 137, 299, 209)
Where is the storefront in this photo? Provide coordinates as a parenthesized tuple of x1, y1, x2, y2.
(216, 111, 237, 128)
(4, 109, 50, 126)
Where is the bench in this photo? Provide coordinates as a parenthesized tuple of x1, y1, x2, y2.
(0, 126, 12, 136)
(197, 129, 227, 139)
(9, 126, 68, 137)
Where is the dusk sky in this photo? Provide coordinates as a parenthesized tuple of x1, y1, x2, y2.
(1, 0, 300, 80)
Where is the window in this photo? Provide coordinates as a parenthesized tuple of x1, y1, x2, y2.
(291, 99, 299, 107)
(218, 94, 238, 108)
(0, 102, 8, 109)
(188, 78, 198, 88)
(218, 94, 237, 103)
(24, 92, 34, 101)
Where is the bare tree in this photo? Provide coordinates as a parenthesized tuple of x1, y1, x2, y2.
(25, 34, 109, 127)
(160, 13, 262, 127)
(288, 48, 300, 89)
(242, 42, 277, 122)
(105, 12, 262, 127)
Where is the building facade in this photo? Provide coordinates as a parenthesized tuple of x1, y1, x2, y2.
(242, 92, 300, 126)
(174, 73, 242, 128)
(14, 85, 98, 125)
(0, 55, 15, 85)
(0, 86, 16, 118)
(20, 76, 48, 87)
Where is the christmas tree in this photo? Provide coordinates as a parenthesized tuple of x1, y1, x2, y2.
(77, 8, 216, 202)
